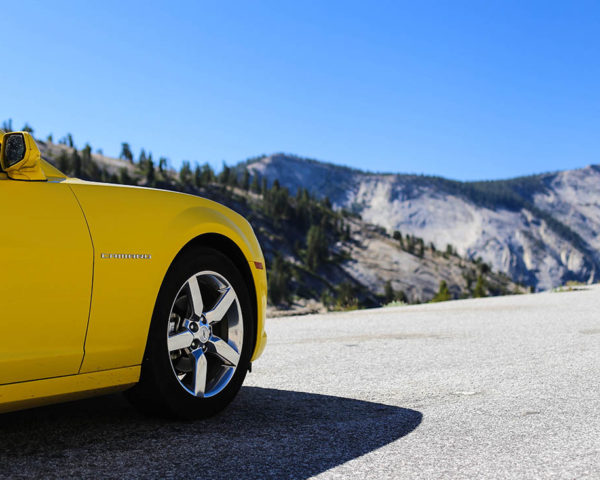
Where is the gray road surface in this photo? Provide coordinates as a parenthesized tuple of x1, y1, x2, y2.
(0, 286, 598, 479)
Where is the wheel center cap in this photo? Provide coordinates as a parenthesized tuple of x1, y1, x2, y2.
(198, 325, 211, 343)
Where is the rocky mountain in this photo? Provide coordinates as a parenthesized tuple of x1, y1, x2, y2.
(33, 140, 522, 313)
(242, 154, 600, 290)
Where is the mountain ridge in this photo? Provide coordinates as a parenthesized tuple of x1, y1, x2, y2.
(242, 151, 598, 185)
(32, 139, 523, 313)
(241, 154, 600, 289)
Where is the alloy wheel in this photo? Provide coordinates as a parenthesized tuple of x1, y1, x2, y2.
(166, 271, 243, 398)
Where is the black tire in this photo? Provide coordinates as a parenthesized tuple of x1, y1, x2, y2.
(125, 246, 254, 419)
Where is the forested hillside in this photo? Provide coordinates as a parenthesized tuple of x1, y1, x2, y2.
(0, 121, 524, 313)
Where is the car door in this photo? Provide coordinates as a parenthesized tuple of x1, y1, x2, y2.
(0, 175, 93, 384)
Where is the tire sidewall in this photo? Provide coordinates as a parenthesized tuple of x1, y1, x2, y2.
(143, 246, 254, 418)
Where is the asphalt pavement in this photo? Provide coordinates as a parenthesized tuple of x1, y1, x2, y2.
(0, 286, 598, 479)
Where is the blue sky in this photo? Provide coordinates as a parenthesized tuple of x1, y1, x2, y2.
(2, 1, 598, 180)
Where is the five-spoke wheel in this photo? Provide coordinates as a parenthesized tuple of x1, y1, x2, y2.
(167, 272, 243, 397)
(125, 246, 254, 419)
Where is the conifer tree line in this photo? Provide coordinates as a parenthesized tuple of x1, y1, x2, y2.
(3, 120, 522, 309)
(388, 227, 497, 300)
(7, 122, 353, 307)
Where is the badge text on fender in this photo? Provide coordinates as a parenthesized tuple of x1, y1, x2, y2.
(100, 253, 152, 260)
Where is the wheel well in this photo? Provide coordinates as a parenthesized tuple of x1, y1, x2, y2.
(175, 233, 258, 352)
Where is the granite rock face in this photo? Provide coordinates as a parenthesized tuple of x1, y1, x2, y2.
(34, 141, 526, 304)
(245, 154, 600, 289)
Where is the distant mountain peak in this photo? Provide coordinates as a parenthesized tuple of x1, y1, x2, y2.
(242, 154, 600, 289)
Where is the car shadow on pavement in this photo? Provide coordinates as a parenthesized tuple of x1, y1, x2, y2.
(0, 387, 422, 479)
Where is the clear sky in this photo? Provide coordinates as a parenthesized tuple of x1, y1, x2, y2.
(2, 0, 598, 180)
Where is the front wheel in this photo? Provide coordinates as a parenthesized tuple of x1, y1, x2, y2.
(126, 246, 254, 419)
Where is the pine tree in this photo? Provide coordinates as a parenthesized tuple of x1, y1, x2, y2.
(396, 290, 407, 303)
(120, 143, 133, 163)
(201, 163, 214, 184)
(336, 281, 358, 309)
(417, 239, 425, 258)
(267, 183, 290, 219)
(251, 174, 260, 193)
(81, 144, 93, 178)
(268, 254, 291, 305)
(406, 235, 415, 254)
(242, 169, 250, 190)
(194, 163, 202, 188)
(391, 230, 405, 249)
(57, 151, 70, 174)
(218, 164, 230, 185)
(88, 157, 101, 180)
(306, 225, 327, 271)
(71, 150, 82, 177)
(463, 268, 476, 291)
(158, 157, 167, 173)
(179, 161, 192, 186)
(228, 169, 238, 187)
(146, 159, 156, 186)
(119, 167, 132, 185)
(321, 289, 333, 309)
(473, 275, 487, 298)
(261, 178, 268, 196)
(1, 118, 13, 132)
(341, 223, 350, 241)
(432, 280, 452, 302)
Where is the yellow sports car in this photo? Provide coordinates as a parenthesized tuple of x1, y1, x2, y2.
(0, 131, 267, 419)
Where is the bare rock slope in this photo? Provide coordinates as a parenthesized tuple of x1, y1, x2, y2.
(37, 141, 520, 307)
(244, 154, 600, 289)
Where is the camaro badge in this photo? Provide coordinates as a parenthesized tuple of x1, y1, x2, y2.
(100, 253, 152, 260)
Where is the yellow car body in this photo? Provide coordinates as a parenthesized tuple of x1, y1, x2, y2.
(0, 132, 267, 415)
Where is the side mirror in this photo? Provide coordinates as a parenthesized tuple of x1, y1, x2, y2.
(0, 132, 47, 181)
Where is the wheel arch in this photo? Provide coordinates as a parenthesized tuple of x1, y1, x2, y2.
(172, 233, 259, 356)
